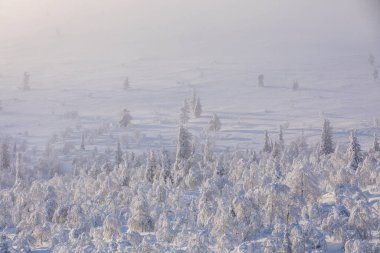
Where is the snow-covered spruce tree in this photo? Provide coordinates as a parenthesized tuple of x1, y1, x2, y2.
(80, 133, 85, 151)
(145, 151, 158, 183)
(191, 88, 197, 111)
(373, 134, 379, 152)
(292, 80, 299, 91)
(320, 119, 334, 155)
(347, 131, 362, 170)
(123, 77, 130, 90)
(179, 99, 190, 125)
(258, 74, 264, 87)
(209, 113, 221, 132)
(279, 126, 285, 147)
(22, 72, 31, 91)
(14, 152, 24, 186)
(174, 126, 192, 181)
(115, 140, 123, 166)
(263, 130, 272, 153)
(0, 141, 10, 170)
(159, 150, 173, 185)
(286, 161, 320, 203)
(193, 97, 202, 118)
(128, 197, 155, 233)
(119, 109, 132, 128)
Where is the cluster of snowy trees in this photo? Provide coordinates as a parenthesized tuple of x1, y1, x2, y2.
(0, 119, 380, 252)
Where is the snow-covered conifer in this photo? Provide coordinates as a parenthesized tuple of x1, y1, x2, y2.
(115, 140, 123, 166)
(347, 131, 362, 170)
(263, 130, 272, 153)
(145, 151, 157, 183)
(119, 109, 132, 128)
(320, 119, 334, 155)
(373, 134, 380, 152)
(179, 99, 191, 125)
(258, 74, 264, 87)
(209, 113, 221, 132)
(292, 80, 299, 91)
(193, 98, 202, 118)
(0, 141, 10, 170)
(80, 133, 85, 151)
(123, 77, 130, 90)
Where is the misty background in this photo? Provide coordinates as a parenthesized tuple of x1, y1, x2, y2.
(1, 0, 379, 69)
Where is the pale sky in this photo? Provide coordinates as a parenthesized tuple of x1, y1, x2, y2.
(0, 0, 379, 61)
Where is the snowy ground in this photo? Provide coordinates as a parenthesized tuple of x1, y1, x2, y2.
(1, 52, 380, 156)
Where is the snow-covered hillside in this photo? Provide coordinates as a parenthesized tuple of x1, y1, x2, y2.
(1, 0, 380, 252)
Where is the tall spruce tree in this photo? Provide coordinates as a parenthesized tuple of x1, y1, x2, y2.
(320, 119, 334, 155)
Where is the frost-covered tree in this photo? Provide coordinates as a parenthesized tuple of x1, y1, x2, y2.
(373, 134, 380, 152)
(80, 133, 85, 151)
(258, 74, 264, 87)
(22, 72, 30, 91)
(145, 151, 158, 183)
(263, 131, 272, 153)
(347, 131, 362, 170)
(115, 140, 123, 166)
(128, 197, 155, 233)
(14, 152, 24, 186)
(180, 99, 190, 125)
(174, 126, 192, 173)
(209, 113, 221, 132)
(279, 126, 285, 147)
(320, 119, 334, 155)
(348, 200, 372, 240)
(374, 69, 379, 81)
(123, 77, 130, 90)
(190, 88, 197, 110)
(292, 80, 299, 91)
(368, 53, 375, 66)
(193, 98, 202, 118)
(345, 239, 372, 253)
(119, 109, 132, 128)
(0, 141, 10, 170)
(160, 150, 173, 185)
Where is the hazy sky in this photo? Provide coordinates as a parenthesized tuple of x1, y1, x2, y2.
(1, 0, 379, 61)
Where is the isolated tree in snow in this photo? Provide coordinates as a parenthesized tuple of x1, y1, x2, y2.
(191, 88, 197, 110)
(373, 134, 380, 152)
(374, 69, 378, 81)
(15, 152, 24, 185)
(258, 74, 264, 87)
(292, 80, 299, 91)
(119, 109, 132, 128)
(320, 119, 334, 155)
(193, 98, 202, 118)
(123, 77, 130, 90)
(347, 131, 362, 170)
(115, 140, 123, 166)
(263, 130, 272, 153)
(0, 141, 10, 170)
(209, 113, 221, 132)
(279, 126, 285, 147)
(80, 133, 85, 151)
(368, 53, 375, 66)
(22, 72, 30, 91)
(179, 99, 190, 125)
